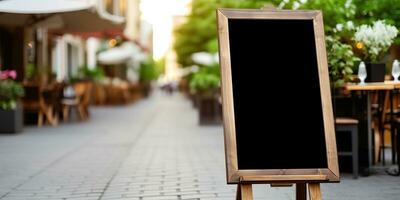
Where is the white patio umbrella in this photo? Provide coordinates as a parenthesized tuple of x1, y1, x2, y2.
(0, 0, 93, 27)
(98, 42, 146, 65)
(0, 0, 93, 14)
(0, 0, 125, 78)
(0, 0, 124, 30)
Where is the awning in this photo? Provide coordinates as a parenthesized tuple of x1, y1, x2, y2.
(0, 0, 124, 32)
(48, 10, 124, 32)
(98, 42, 146, 65)
(0, 0, 93, 14)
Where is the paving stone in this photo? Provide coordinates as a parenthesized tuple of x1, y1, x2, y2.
(0, 92, 400, 200)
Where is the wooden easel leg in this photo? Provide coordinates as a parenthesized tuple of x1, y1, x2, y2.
(308, 183, 322, 200)
(296, 183, 307, 200)
(236, 184, 253, 200)
(236, 184, 241, 200)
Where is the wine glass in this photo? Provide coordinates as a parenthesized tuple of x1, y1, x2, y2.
(392, 59, 400, 82)
(358, 61, 367, 85)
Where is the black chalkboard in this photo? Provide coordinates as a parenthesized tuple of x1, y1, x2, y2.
(218, 9, 338, 184)
(228, 19, 328, 170)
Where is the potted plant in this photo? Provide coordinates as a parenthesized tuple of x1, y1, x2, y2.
(0, 70, 24, 133)
(189, 50, 221, 125)
(326, 36, 360, 117)
(78, 66, 105, 82)
(326, 36, 360, 88)
(139, 57, 159, 97)
(354, 20, 398, 82)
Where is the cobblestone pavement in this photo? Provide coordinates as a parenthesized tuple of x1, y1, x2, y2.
(0, 92, 399, 200)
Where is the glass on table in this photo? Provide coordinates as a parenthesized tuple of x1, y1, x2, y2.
(358, 61, 367, 85)
(392, 59, 400, 82)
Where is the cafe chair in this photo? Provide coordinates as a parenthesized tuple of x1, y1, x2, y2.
(62, 83, 86, 122)
(388, 118, 400, 176)
(22, 84, 56, 127)
(80, 82, 92, 118)
(42, 83, 64, 125)
(375, 90, 397, 165)
(62, 82, 92, 122)
(335, 117, 359, 178)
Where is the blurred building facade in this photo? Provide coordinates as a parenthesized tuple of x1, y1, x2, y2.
(0, 0, 152, 83)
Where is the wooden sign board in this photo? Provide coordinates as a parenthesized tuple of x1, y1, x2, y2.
(217, 8, 339, 184)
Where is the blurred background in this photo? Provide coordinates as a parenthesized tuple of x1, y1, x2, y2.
(1, 0, 400, 199)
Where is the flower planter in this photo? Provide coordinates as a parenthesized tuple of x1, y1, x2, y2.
(190, 93, 199, 108)
(365, 62, 385, 83)
(0, 105, 23, 133)
(198, 95, 222, 125)
(141, 82, 152, 98)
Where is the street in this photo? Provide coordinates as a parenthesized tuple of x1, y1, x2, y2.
(0, 92, 399, 200)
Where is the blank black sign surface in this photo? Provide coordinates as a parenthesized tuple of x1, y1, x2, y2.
(228, 19, 328, 170)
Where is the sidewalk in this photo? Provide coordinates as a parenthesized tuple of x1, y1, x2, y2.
(0, 92, 399, 200)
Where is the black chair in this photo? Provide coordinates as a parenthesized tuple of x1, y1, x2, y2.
(23, 84, 57, 126)
(375, 90, 397, 165)
(336, 117, 359, 178)
(387, 118, 400, 176)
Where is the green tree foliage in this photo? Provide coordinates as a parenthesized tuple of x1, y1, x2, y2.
(189, 66, 220, 94)
(174, 0, 218, 67)
(139, 57, 160, 82)
(326, 36, 360, 87)
(78, 67, 105, 82)
(353, 0, 400, 26)
(299, 0, 356, 33)
(353, 0, 400, 43)
(174, 0, 400, 88)
(174, 0, 277, 67)
(0, 80, 24, 110)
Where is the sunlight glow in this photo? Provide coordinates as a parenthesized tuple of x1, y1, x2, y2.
(140, 0, 191, 60)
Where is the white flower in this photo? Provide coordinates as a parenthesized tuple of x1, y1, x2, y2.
(354, 20, 398, 62)
(278, 0, 290, 9)
(299, 0, 308, 3)
(336, 23, 344, 32)
(292, 1, 300, 10)
(346, 21, 354, 30)
(345, 0, 352, 8)
(213, 53, 219, 64)
(278, 2, 286, 9)
(192, 52, 218, 66)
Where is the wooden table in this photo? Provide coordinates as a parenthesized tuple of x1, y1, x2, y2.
(386, 80, 400, 89)
(345, 81, 400, 173)
(345, 82, 395, 91)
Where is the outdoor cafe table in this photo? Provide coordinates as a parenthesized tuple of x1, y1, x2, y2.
(345, 81, 400, 174)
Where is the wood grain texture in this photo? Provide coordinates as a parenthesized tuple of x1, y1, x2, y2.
(296, 183, 307, 200)
(335, 118, 359, 125)
(217, 9, 239, 183)
(308, 183, 322, 200)
(385, 81, 400, 89)
(345, 83, 394, 91)
(219, 8, 319, 19)
(236, 184, 241, 200)
(217, 8, 339, 184)
(240, 175, 327, 183)
(230, 169, 338, 184)
(313, 11, 340, 179)
(240, 184, 253, 200)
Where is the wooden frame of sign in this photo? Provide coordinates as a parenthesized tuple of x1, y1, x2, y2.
(217, 8, 339, 188)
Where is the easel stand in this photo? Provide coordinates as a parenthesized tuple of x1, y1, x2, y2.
(236, 182, 322, 200)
